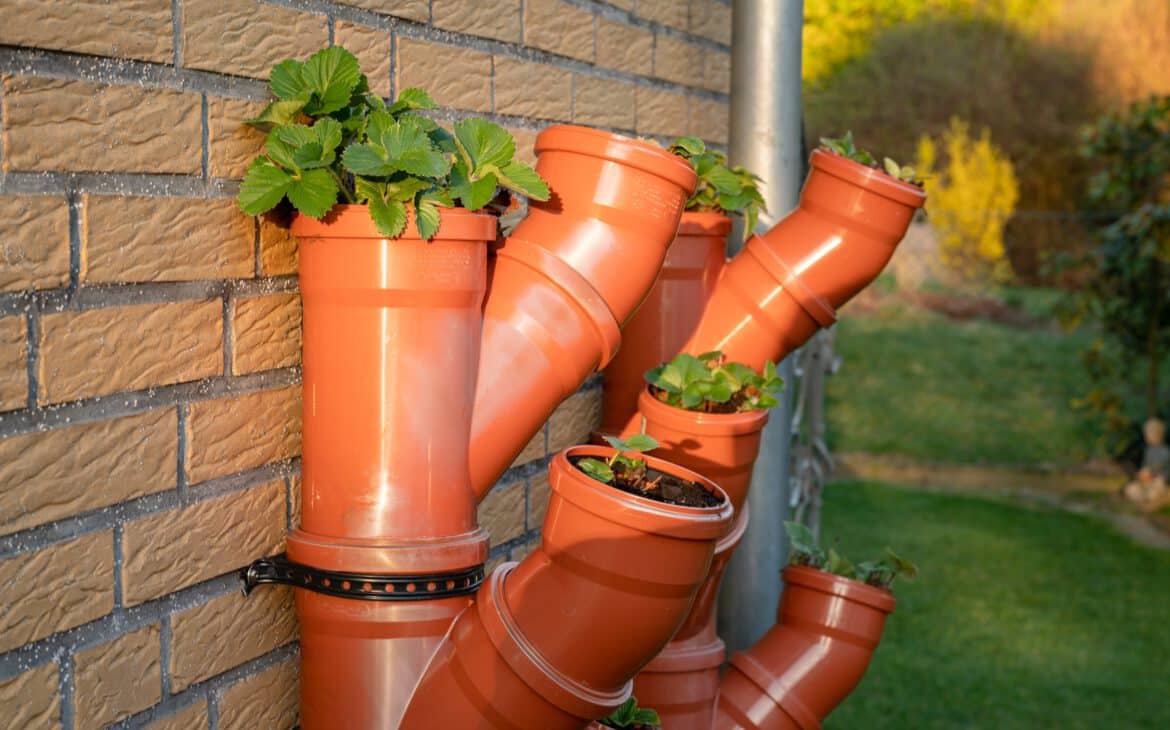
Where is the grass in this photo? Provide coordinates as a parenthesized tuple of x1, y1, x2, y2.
(825, 299, 1102, 466)
(821, 480, 1170, 729)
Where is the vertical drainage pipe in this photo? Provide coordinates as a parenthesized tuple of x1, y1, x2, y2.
(717, 0, 807, 655)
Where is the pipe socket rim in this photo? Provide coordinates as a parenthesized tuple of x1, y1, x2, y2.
(782, 566, 897, 614)
(808, 149, 927, 209)
(290, 204, 498, 240)
(286, 527, 490, 574)
(676, 211, 733, 236)
(637, 388, 771, 438)
(535, 124, 699, 193)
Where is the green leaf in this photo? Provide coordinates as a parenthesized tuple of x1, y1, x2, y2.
(784, 520, 820, 559)
(302, 46, 363, 115)
(494, 161, 550, 201)
(286, 168, 339, 219)
(342, 144, 395, 176)
(454, 118, 515, 170)
(367, 192, 408, 238)
(415, 192, 444, 240)
(269, 59, 308, 101)
(237, 158, 292, 215)
(578, 458, 615, 484)
(388, 87, 437, 114)
(669, 136, 706, 157)
(632, 708, 661, 725)
(246, 100, 306, 130)
(826, 548, 857, 580)
(704, 165, 744, 195)
(622, 433, 659, 452)
(450, 161, 498, 211)
(264, 133, 299, 171)
(275, 124, 316, 148)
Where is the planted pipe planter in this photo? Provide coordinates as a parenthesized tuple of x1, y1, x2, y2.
(469, 126, 698, 501)
(285, 206, 494, 729)
(599, 212, 731, 435)
(683, 149, 926, 370)
(402, 445, 733, 728)
(715, 566, 896, 730)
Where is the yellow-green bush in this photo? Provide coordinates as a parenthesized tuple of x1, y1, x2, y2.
(916, 118, 1020, 281)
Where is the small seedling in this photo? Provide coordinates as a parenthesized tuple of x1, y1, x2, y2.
(645, 351, 783, 413)
(667, 137, 767, 241)
(237, 46, 550, 239)
(883, 157, 919, 184)
(601, 696, 661, 729)
(784, 521, 918, 590)
(819, 132, 922, 186)
(577, 434, 659, 492)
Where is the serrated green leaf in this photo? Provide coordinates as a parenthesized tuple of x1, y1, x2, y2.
(705, 165, 744, 195)
(454, 118, 514, 170)
(386, 177, 433, 202)
(623, 433, 658, 452)
(367, 193, 408, 238)
(452, 165, 498, 210)
(237, 158, 292, 215)
(883, 157, 900, 178)
(286, 167, 339, 218)
(632, 708, 661, 725)
(302, 46, 363, 115)
(415, 193, 443, 240)
(264, 131, 299, 171)
(669, 136, 706, 157)
(246, 100, 307, 130)
(270, 59, 308, 101)
(388, 87, 437, 114)
(826, 548, 857, 579)
(493, 161, 550, 201)
(578, 458, 615, 485)
(276, 124, 316, 148)
(342, 143, 394, 176)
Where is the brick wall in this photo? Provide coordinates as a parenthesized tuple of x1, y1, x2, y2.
(0, 1, 731, 727)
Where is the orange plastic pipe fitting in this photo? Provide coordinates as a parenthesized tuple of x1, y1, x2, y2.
(286, 206, 495, 729)
(715, 566, 896, 729)
(682, 149, 926, 370)
(468, 126, 698, 501)
(599, 212, 730, 435)
(402, 445, 733, 728)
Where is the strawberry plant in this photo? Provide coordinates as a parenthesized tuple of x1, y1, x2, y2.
(820, 131, 920, 185)
(784, 521, 918, 590)
(667, 136, 767, 241)
(237, 46, 550, 239)
(645, 351, 783, 413)
(578, 434, 659, 488)
(601, 696, 661, 729)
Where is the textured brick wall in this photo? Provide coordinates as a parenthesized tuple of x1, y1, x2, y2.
(0, 1, 731, 727)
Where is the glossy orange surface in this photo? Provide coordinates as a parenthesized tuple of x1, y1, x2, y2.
(684, 149, 926, 370)
(402, 446, 732, 728)
(715, 566, 897, 730)
(469, 126, 698, 501)
(599, 212, 730, 434)
(627, 387, 769, 514)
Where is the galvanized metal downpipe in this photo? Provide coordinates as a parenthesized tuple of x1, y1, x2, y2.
(717, 0, 806, 655)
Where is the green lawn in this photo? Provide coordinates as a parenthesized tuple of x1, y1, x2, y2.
(826, 300, 1102, 466)
(821, 481, 1170, 729)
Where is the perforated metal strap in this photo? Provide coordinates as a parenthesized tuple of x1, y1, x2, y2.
(240, 555, 484, 601)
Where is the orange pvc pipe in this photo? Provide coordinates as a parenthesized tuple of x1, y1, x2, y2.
(402, 446, 733, 728)
(599, 212, 730, 435)
(286, 206, 494, 729)
(682, 149, 926, 371)
(715, 566, 896, 729)
(468, 126, 698, 501)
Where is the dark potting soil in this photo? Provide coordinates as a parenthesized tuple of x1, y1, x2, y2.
(570, 456, 724, 508)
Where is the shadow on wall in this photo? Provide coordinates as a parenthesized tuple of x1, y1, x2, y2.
(803, 16, 1100, 282)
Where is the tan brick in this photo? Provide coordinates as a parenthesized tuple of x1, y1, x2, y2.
(596, 19, 653, 77)
(477, 479, 525, 545)
(0, 196, 71, 292)
(0, 409, 177, 537)
(494, 57, 572, 121)
(0, 663, 60, 729)
(218, 659, 299, 730)
(232, 294, 302, 375)
(703, 47, 731, 93)
(485, 551, 508, 574)
(0, 533, 114, 653)
(0, 0, 172, 63)
(639, 0, 688, 29)
(690, 0, 732, 45)
(122, 480, 285, 605)
(259, 217, 298, 275)
(74, 624, 160, 730)
(1, 77, 200, 174)
(83, 196, 254, 284)
(573, 75, 636, 130)
(434, 0, 521, 43)
(689, 96, 728, 144)
(609, 0, 635, 10)
(548, 388, 603, 452)
(528, 471, 552, 529)
(334, 22, 391, 98)
(509, 535, 540, 561)
(38, 300, 223, 405)
(147, 701, 208, 730)
(0, 316, 27, 412)
(396, 39, 492, 113)
(338, 0, 428, 22)
(170, 587, 296, 692)
(207, 97, 268, 180)
(524, 0, 595, 63)
(635, 86, 689, 138)
(185, 387, 300, 484)
(655, 33, 701, 86)
(509, 427, 545, 467)
(182, 0, 328, 78)
(507, 127, 540, 167)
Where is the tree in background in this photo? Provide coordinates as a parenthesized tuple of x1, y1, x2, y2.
(1071, 96, 1170, 459)
(916, 118, 1019, 282)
